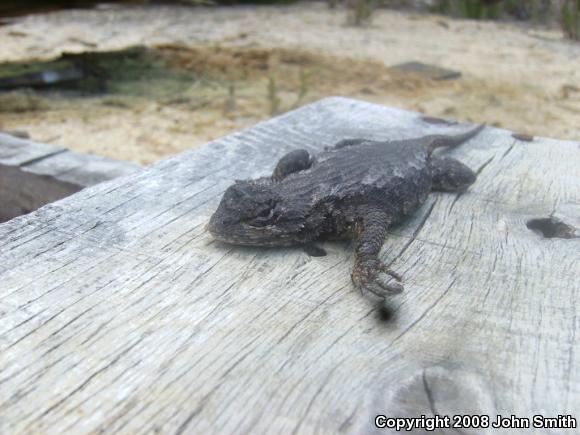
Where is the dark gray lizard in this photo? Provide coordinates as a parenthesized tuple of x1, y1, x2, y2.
(208, 124, 484, 300)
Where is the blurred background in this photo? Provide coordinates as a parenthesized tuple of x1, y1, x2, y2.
(0, 0, 578, 164)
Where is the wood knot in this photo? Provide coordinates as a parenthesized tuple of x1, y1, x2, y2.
(365, 365, 497, 434)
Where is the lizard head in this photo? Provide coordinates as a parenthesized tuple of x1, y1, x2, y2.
(208, 179, 307, 247)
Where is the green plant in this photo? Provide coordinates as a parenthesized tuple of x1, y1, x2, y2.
(224, 82, 237, 113)
(349, 0, 374, 26)
(501, 0, 536, 21)
(292, 69, 311, 109)
(267, 76, 281, 116)
(562, 0, 580, 40)
(433, 0, 501, 20)
(458, 0, 501, 19)
(0, 91, 47, 112)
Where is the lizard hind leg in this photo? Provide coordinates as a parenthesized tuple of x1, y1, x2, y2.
(429, 156, 476, 192)
(351, 209, 404, 301)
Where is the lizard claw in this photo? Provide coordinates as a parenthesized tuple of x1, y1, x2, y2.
(352, 259, 404, 299)
(379, 265, 403, 282)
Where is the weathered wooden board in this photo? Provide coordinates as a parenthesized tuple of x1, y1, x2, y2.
(0, 132, 140, 222)
(0, 97, 578, 434)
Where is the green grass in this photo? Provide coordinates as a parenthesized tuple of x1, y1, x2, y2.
(0, 91, 47, 112)
(562, 0, 580, 40)
(434, 0, 500, 20)
(267, 76, 281, 115)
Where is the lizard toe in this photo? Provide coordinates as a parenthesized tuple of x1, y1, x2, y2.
(379, 264, 403, 282)
(374, 271, 404, 294)
(352, 260, 404, 299)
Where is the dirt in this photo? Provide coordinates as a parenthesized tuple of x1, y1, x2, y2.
(0, 3, 578, 164)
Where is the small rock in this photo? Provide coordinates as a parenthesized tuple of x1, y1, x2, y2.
(512, 133, 534, 142)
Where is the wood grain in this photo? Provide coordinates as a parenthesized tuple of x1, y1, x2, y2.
(0, 97, 578, 434)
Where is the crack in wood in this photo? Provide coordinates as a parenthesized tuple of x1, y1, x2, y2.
(387, 197, 438, 268)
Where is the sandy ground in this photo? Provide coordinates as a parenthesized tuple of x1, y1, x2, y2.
(0, 2, 579, 164)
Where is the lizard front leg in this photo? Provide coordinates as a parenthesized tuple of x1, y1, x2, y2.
(272, 149, 313, 181)
(351, 208, 404, 299)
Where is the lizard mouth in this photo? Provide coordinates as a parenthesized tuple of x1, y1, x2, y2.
(207, 216, 298, 247)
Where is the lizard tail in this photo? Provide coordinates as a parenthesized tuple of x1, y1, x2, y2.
(426, 124, 485, 156)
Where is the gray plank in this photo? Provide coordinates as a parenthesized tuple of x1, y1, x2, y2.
(0, 97, 578, 434)
(0, 133, 140, 222)
(0, 132, 65, 165)
(26, 148, 141, 186)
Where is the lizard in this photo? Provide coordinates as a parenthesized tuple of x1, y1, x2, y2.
(208, 124, 484, 301)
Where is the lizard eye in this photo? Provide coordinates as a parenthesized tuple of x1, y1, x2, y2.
(255, 208, 275, 221)
(257, 208, 273, 218)
(247, 207, 276, 227)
